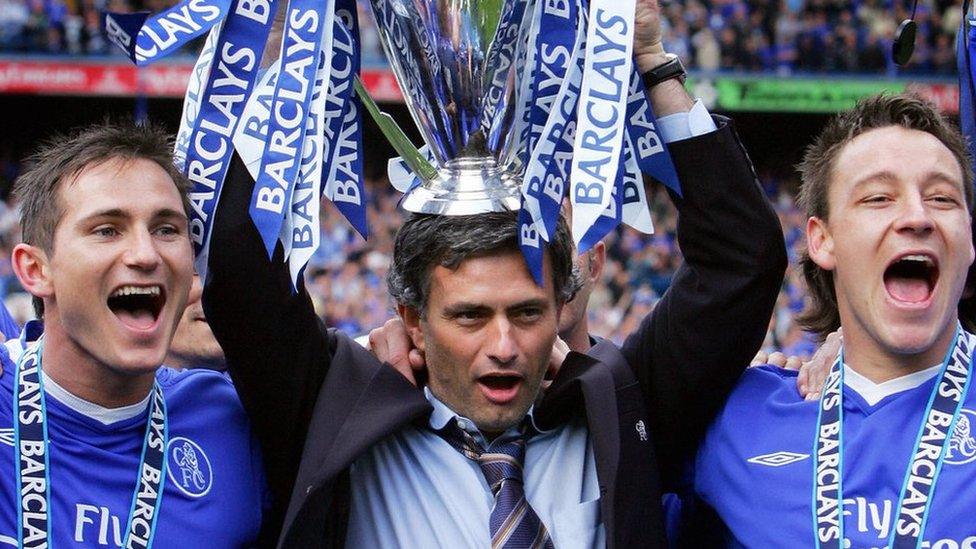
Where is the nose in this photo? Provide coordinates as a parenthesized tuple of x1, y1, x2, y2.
(124, 228, 162, 271)
(187, 274, 203, 305)
(486, 317, 518, 366)
(893, 194, 935, 236)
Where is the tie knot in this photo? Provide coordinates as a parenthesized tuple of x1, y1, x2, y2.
(437, 424, 528, 492)
(476, 439, 526, 490)
(432, 421, 554, 548)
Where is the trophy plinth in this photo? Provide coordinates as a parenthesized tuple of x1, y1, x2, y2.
(400, 157, 521, 215)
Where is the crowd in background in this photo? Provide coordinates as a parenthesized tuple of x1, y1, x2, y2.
(0, 0, 935, 361)
(0, 155, 818, 359)
(0, 0, 966, 76)
(658, 0, 964, 74)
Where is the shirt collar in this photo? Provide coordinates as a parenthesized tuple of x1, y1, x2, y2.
(424, 387, 554, 442)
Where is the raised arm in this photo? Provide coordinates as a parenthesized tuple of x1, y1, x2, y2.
(202, 153, 333, 532)
(611, 0, 786, 487)
(620, 119, 787, 486)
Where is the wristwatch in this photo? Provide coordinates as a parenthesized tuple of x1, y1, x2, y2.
(641, 53, 687, 88)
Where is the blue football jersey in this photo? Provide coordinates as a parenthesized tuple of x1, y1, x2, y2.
(0, 350, 266, 548)
(696, 365, 976, 548)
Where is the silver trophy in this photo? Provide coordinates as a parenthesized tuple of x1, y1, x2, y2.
(366, 0, 525, 215)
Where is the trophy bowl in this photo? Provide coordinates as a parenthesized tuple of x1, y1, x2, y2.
(368, 0, 525, 214)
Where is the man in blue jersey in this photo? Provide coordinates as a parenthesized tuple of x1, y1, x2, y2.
(0, 123, 265, 547)
(693, 94, 976, 548)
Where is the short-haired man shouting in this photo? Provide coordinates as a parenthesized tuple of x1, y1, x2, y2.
(0, 123, 265, 547)
(693, 94, 976, 547)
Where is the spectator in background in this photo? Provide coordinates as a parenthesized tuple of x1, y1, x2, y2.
(167, 274, 225, 370)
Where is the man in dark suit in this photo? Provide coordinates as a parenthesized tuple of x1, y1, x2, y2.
(203, 1, 786, 547)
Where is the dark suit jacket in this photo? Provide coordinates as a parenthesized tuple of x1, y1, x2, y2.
(203, 117, 787, 548)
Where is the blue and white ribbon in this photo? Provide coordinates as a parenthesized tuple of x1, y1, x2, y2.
(282, 25, 334, 285)
(14, 340, 169, 549)
(813, 326, 974, 549)
(569, 0, 635, 246)
(234, 12, 362, 286)
(624, 64, 681, 196)
(620, 125, 653, 233)
(577, 152, 625, 251)
(248, 0, 329, 257)
(388, 145, 434, 193)
(322, 3, 368, 243)
(174, 24, 222, 172)
(105, 0, 228, 65)
(508, 0, 539, 172)
(181, 0, 278, 278)
(518, 0, 585, 281)
(233, 57, 281, 178)
(526, 0, 577, 158)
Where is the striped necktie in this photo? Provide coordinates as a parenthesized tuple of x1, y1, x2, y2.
(438, 424, 556, 549)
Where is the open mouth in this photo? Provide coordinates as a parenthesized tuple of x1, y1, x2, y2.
(477, 373, 523, 404)
(107, 285, 165, 330)
(883, 254, 938, 304)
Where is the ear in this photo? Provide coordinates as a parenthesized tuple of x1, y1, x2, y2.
(396, 303, 426, 353)
(588, 241, 607, 284)
(12, 243, 53, 301)
(806, 216, 836, 271)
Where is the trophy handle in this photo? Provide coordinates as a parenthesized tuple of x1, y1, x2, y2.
(354, 76, 438, 183)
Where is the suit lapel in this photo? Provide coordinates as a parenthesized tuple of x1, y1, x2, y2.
(538, 349, 621, 545)
(281, 334, 431, 538)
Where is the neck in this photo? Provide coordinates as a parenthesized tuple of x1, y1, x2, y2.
(165, 353, 226, 371)
(562, 320, 592, 353)
(843, 322, 958, 384)
(40, 329, 155, 409)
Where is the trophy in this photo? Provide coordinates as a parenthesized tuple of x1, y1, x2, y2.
(106, 0, 669, 282)
(366, 0, 524, 215)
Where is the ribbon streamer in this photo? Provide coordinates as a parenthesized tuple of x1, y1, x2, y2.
(282, 40, 333, 285)
(109, 0, 363, 287)
(182, 0, 278, 278)
(958, 4, 976, 177)
(105, 0, 229, 65)
(248, 0, 330, 257)
(322, 2, 368, 244)
(569, 0, 635, 245)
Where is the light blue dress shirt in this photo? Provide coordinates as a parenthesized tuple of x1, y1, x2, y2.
(345, 388, 605, 548)
(656, 99, 717, 143)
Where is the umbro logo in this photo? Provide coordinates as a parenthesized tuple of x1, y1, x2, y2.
(0, 428, 12, 447)
(748, 451, 809, 467)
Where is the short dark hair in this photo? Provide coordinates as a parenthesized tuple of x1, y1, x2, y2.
(14, 120, 190, 317)
(796, 93, 974, 338)
(388, 211, 579, 315)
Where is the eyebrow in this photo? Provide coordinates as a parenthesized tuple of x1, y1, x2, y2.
(443, 298, 551, 316)
(79, 207, 188, 223)
(506, 298, 551, 312)
(852, 170, 963, 189)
